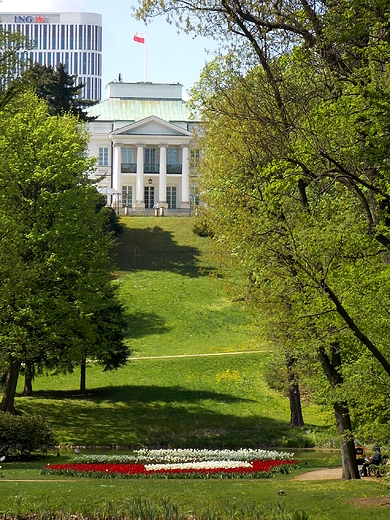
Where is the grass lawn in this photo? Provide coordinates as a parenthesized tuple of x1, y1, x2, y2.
(15, 353, 330, 448)
(120, 270, 260, 358)
(5, 217, 390, 518)
(1, 458, 390, 520)
(15, 217, 330, 448)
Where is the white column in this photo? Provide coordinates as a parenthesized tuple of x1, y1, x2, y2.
(135, 144, 145, 208)
(159, 144, 167, 208)
(180, 145, 190, 209)
(112, 143, 122, 209)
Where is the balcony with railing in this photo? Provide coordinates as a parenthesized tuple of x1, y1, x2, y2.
(121, 163, 137, 173)
(167, 164, 182, 174)
(144, 163, 160, 173)
(120, 163, 183, 174)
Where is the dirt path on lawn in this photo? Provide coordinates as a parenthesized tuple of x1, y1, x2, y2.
(3, 471, 343, 483)
(1, 468, 344, 483)
(294, 467, 342, 480)
(132, 350, 266, 360)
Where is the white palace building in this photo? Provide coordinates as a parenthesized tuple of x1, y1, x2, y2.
(0, 11, 199, 214)
(87, 81, 199, 215)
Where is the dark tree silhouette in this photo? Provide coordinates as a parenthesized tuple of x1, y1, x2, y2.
(22, 63, 97, 120)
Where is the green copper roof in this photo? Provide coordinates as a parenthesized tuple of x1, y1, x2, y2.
(87, 98, 192, 123)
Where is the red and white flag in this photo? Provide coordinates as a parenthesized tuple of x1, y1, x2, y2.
(133, 32, 145, 44)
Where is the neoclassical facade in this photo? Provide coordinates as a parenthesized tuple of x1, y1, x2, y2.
(87, 81, 199, 215)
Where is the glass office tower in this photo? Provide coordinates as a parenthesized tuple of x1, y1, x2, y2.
(0, 12, 102, 101)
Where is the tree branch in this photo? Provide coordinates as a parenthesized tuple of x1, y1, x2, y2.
(321, 279, 390, 377)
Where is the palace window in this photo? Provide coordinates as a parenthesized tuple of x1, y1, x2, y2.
(167, 186, 177, 209)
(122, 185, 133, 208)
(145, 148, 156, 164)
(144, 186, 155, 208)
(122, 147, 132, 163)
(98, 147, 109, 166)
(167, 148, 177, 164)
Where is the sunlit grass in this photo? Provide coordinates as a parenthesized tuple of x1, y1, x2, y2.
(14, 217, 330, 447)
(6, 217, 389, 518)
(0, 466, 389, 520)
(15, 353, 328, 448)
(120, 271, 260, 358)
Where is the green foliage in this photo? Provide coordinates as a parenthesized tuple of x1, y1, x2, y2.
(91, 283, 128, 372)
(0, 27, 29, 108)
(8, 501, 310, 520)
(195, 59, 390, 439)
(263, 353, 289, 396)
(0, 492, 312, 519)
(0, 91, 127, 409)
(103, 206, 123, 236)
(0, 413, 55, 457)
(193, 209, 214, 238)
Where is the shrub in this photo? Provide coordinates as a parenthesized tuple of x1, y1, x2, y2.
(103, 206, 123, 235)
(0, 413, 56, 457)
(193, 210, 214, 238)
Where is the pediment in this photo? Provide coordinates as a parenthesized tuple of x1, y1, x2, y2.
(109, 115, 193, 137)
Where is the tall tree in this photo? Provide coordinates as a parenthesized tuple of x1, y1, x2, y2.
(135, 0, 390, 249)
(189, 55, 390, 478)
(22, 63, 97, 120)
(0, 92, 127, 413)
(0, 26, 30, 109)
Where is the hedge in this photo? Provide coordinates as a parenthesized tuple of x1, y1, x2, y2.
(0, 413, 55, 457)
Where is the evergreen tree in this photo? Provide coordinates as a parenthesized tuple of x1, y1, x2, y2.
(22, 63, 97, 120)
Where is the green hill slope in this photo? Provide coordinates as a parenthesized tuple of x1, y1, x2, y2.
(15, 217, 331, 447)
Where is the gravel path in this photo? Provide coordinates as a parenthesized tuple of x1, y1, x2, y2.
(2, 468, 344, 483)
(294, 467, 342, 480)
(132, 350, 266, 360)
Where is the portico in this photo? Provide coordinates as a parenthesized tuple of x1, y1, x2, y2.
(87, 81, 198, 215)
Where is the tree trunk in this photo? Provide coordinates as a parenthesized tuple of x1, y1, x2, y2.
(286, 355, 305, 427)
(334, 402, 360, 480)
(22, 361, 33, 396)
(318, 344, 359, 480)
(1, 355, 22, 414)
(288, 382, 305, 427)
(80, 358, 86, 394)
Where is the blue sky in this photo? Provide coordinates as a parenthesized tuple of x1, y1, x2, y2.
(1, 0, 219, 99)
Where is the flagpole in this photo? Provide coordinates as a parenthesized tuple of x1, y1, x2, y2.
(133, 31, 146, 81)
(144, 30, 146, 83)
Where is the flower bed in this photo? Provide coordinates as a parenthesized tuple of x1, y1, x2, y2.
(73, 448, 294, 464)
(42, 449, 298, 479)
